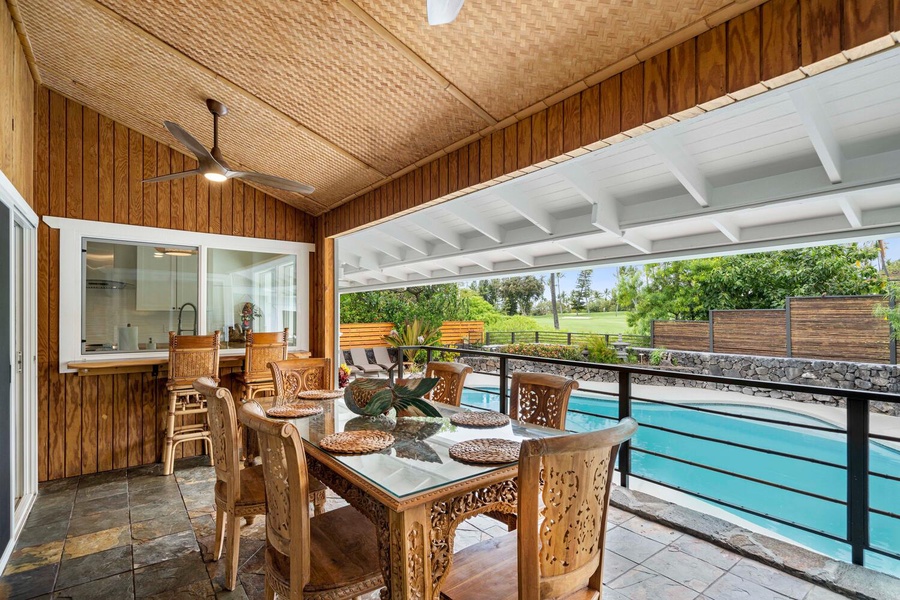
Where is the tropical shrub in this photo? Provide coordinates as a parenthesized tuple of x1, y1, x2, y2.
(581, 335, 619, 364)
(485, 314, 549, 332)
(384, 319, 442, 363)
(649, 348, 677, 366)
(498, 343, 585, 361)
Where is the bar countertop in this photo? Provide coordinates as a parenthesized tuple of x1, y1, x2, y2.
(66, 350, 312, 376)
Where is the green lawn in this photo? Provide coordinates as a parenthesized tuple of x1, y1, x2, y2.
(530, 311, 631, 334)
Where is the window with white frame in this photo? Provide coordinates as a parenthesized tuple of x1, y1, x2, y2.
(47, 217, 313, 372)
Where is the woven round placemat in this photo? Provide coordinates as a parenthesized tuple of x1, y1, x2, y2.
(298, 389, 345, 400)
(266, 403, 323, 419)
(449, 439, 520, 465)
(320, 431, 394, 454)
(450, 411, 510, 428)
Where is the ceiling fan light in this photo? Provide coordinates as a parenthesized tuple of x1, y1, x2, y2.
(204, 172, 227, 183)
(427, 0, 464, 25)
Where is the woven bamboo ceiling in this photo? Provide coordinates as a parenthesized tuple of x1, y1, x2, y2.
(16, 0, 739, 215)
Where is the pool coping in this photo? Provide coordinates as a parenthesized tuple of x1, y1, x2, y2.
(611, 485, 900, 600)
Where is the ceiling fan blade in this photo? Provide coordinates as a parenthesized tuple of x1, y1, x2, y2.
(163, 121, 221, 170)
(427, 0, 464, 25)
(142, 169, 201, 184)
(228, 171, 315, 195)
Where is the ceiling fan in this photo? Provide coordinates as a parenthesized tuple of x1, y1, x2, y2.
(427, 0, 464, 25)
(143, 99, 315, 195)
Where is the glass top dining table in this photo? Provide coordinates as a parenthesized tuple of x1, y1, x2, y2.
(256, 395, 565, 504)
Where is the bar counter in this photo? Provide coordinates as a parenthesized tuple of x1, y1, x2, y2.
(66, 351, 312, 376)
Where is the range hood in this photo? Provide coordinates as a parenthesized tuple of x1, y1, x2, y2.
(86, 279, 130, 290)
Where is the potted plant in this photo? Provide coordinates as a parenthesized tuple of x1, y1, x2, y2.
(344, 377, 442, 417)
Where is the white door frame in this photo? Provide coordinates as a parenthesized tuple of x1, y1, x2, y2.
(0, 169, 38, 574)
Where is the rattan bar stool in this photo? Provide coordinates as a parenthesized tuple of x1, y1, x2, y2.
(162, 330, 221, 476)
(235, 328, 289, 401)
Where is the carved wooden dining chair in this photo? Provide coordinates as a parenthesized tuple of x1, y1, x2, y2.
(267, 357, 332, 516)
(235, 328, 289, 401)
(269, 357, 332, 398)
(440, 418, 639, 600)
(163, 331, 220, 475)
(396, 361, 472, 407)
(193, 377, 266, 591)
(238, 401, 385, 600)
(510, 371, 580, 430)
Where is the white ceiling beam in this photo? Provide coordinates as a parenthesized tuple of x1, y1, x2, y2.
(790, 86, 843, 184)
(710, 216, 742, 243)
(467, 255, 495, 271)
(646, 133, 711, 207)
(341, 271, 369, 284)
(504, 247, 535, 266)
(379, 223, 432, 256)
(436, 263, 461, 275)
(368, 237, 405, 261)
(554, 239, 589, 260)
(443, 203, 504, 243)
(621, 230, 652, 254)
(838, 197, 862, 228)
(404, 264, 433, 278)
(365, 271, 390, 283)
(407, 214, 464, 250)
(492, 189, 556, 234)
(558, 165, 622, 235)
(341, 253, 362, 269)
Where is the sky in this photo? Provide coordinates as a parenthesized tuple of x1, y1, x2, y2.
(488, 236, 900, 299)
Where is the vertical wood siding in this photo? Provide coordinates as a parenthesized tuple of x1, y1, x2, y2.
(321, 0, 894, 238)
(34, 88, 315, 481)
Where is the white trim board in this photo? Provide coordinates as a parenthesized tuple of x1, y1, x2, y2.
(44, 217, 315, 373)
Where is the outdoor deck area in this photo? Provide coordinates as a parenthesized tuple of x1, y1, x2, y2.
(0, 457, 850, 600)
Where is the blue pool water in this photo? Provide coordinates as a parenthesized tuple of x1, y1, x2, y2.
(461, 387, 900, 576)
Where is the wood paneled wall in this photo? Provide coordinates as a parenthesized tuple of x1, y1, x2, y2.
(789, 296, 891, 363)
(322, 0, 900, 237)
(0, 0, 33, 201)
(652, 321, 711, 352)
(712, 310, 787, 356)
(34, 87, 316, 481)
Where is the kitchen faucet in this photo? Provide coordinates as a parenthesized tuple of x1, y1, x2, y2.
(177, 302, 198, 336)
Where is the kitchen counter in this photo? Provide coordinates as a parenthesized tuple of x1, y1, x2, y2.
(66, 350, 313, 376)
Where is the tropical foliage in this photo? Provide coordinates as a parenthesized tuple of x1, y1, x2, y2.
(384, 319, 442, 362)
(498, 343, 584, 361)
(340, 284, 468, 327)
(614, 244, 885, 334)
(580, 335, 620, 364)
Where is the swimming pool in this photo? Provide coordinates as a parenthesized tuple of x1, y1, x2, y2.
(460, 387, 900, 576)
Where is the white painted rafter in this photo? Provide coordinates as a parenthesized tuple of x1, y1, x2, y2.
(710, 216, 741, 243)
(621, 230, 652, 254)
(790, 86, 843, 184)
(407, 214, 464, 250)
(443, 203, 504, 243)
(558, 165, 622, 235)
(554, 239, 589, 260)
(467, 255, 495, 271)
(493, 189, 556, 234)
(505, 247, 535, 266)
(379, 223, 432, 256)
(838, 197, 862, 228)
(646, 133, 711, 207)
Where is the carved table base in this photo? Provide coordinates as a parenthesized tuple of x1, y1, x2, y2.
(307, 455, 517, 600)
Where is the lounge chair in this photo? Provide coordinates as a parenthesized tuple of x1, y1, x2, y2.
(371, 346, 399, 370)
(348, 347, 386, 375)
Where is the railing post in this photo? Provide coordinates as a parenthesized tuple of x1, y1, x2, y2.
(499, 355, 509, 415)
(618, 371, 632, 488)
(847, 393, 870, 566)
(511, 332, 516, 344)
(426, 347, 433, 363)
(397, 352, 405, 379)
(535, 331, 539, 343)
(605, 334, 610, 346)
(567, 332, 572, 345)
(485, 332, 491, 345)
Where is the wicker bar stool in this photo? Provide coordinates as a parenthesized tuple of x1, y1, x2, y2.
(235, 328, 289, 401)
(162, 330, 221, 476)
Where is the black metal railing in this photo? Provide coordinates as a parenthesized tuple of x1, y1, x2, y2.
(483, 330, 650, 347)
(396, 345, 900, 570)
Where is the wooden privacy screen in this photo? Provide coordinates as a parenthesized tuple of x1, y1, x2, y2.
(789, 296, 891, 363)
(322, 0, 900, 237)
(33, 88, 316, 482)
(712, 310, 787, 356)
(339, 321, 485, 349)
(652, 321, 709, 351)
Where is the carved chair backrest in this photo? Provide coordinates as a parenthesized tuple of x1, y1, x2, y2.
(425, 361, 472, 407)
(167, 331, 221, 388)
(268, 358, 332, 400)
(243, 329, 289, 380)
(517, 418, 638, 600)
(193, 377, 241, 503)
(510, 372, 579, 430)
(239, 401, 310, 593)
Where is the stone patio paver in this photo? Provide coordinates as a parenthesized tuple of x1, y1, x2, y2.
(0, 456, 887, 599)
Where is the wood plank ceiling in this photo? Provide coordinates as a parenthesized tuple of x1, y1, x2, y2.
(13, 0, 742, 215)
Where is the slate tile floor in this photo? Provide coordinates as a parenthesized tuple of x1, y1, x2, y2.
(0, 457, 848, 599)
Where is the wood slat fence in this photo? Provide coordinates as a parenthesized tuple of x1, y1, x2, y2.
(339, 321, 484, 349)
(652, 296, 895, 363)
